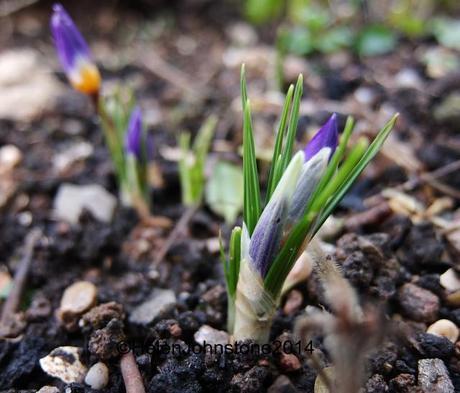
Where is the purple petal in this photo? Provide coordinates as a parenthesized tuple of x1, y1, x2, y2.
(50, 3, 91, 74)
(249, 197, 286, 277)
(125, 107, 143, 159)
(303, 113, 338, 162)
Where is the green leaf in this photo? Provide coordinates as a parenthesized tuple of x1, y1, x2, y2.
(245, 0, 283, 24)
(266, 84, 294, 202)
(206, 160, 244, 224)
(241, 66, 262, 234)
(356, 25, 397, 57)
(314, 26, 354, 53)
(228, 227, 242, 298)
(279, 27, 314, 56)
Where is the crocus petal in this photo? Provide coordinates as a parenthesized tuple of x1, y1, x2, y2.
(270, 151, 305, 204)
(287, 147, 330, 224)
(303, 114, 338, 162)
(249, 197, 287, 277)
(125, 107, 143, 159)
(50, 3, 100, 94)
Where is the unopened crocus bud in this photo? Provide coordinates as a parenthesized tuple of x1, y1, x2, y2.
(303, 114, 338, 162)
(125, 106, 143, 159)
(50, 4, 101, 95)
(287, 148, 330, 224)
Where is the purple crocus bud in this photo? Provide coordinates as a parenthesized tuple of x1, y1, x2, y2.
(125, 106, 143, 159)
(249, 197, 287, 278)
(50, 4, 101, 95)
(303, 113, 338, 162)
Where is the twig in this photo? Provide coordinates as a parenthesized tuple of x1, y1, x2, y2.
(120, 351, 146, 393)
(153, 204, 199, 266)
(0, 228, 41, 325)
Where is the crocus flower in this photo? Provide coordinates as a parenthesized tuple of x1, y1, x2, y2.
(303, 113, 338, 162)
(50, 4, 101, 95)
(125, 106, 143, 159)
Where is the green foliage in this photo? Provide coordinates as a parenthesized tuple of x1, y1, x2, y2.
(178, 115, 217, 206)
(245, 0, 284, 24)
(356, 25, 397, 57)
(206, 160, 244, 224)
(432, 17, 460, 50)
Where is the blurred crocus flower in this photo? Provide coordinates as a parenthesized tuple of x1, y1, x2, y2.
(303, 113, 338, 162)
(125, 106, 143, 159)
(50, 3, 101, 95)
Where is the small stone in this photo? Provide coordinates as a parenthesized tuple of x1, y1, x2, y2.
(434, 93, 460, 123)
(53, 141, 94, 173)
(226, 22, 258, 46)
(427, 319, 459, 343)
(194, 324, 229, 346)
(283, 289, 303, 315)
(389, 373, 415, 393)
(85, 362, 109, 390)
(37, 387, 60, 393)
(415, 333, 454, 359)
(129, 288, 176, 325)
(314, 367, 336, 393)
(365, 374, 388, 393)
(440, 268, 460, 292)
(397, 283, 439, 322)
(279, 353, 301, 372)
(80, 302, 124, 331)
(53, 183, 117, 224)
(267, 375, 297, 393)
(57, 281, 97, 331)
(88, 319, 125, 360)
(354, 87, 377, 106)
(395, 68, 423, 89)
(418, 358, 454, 393)
(39, 346, 87, 384)
(0, 145, 22, 172)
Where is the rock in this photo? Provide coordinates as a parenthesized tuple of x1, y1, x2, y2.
(53, 141, 94, 173)
(415, 333, 454, 359)
(434, 93, 460, 123)
(53, 183, 117, 224)
(37, 387, 60, 393)
(279, 353, 302, 372)
(365, 374, 388, 393)
(85, 362, 109, 390)
(440, 268, 460, 292)
(80, 302, 124, 331)
(398, 283, 439, 322)
(226, 22, 258, 46)
(418, 358, 454, 393)
(267, 375, 298, 393)
(129, 288, 176, 325)
(194, 325, 229, 347)
(283, 289, 303, 315)
(427, 319, 459, 343)
(0, 145, 22, 172)
(354, 87, 377, 106)
(88, 319, 125, 360)
(39, 346, 87, 384)
(395, 68, 423, 89)
(57, 281, 97, 331)
(314, 367, 336, 393)
(389, 373, 415, 393)
(0, 49, 63, 120)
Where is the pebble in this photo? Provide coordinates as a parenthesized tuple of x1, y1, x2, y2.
(226, 22, 258, 46)
(434, 93, 460, 123)
(39, 346, 87, 384)
(267, 375, 297, 393)
(53, 183, 117, 224)
(53, 141, 94, 173)
(440, 268, 460, 292)
(397, 283, 439, 322)
(415, 333, 454, 359)
(37, 387, 60, 393)
(85, 362, 109, 390)
(283, 289, 303, 315)
(314, 366, 336, 393)
(0, 145, 22, 172)
(418, 358, 454, 393)
(395, 68, 423, 89)
(57, 281, 97, 331)
(194, 324, 229, 346)
(129, 288, 176, 325)
(279, 353, 302, 373)
(427, 319, 459, 343)
(80, 301, 124, 331)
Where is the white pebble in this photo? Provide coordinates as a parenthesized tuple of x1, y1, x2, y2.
(60, 281, 97, 315)
(85, 362, 109, 390)
(0, 144, 22, 171)
(427, 319, 459, 343)
(440, 268, 460, 292)
(39, 346, 87, 383)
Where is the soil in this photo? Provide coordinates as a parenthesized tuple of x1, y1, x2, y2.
(1, 1, 460, 392)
